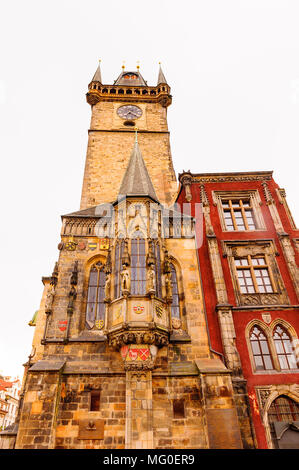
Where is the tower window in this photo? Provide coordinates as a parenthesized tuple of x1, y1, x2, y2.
(85, 263, 106, 330)
(131, 231, 146, 295)
(90, 391, 101, 411)
(153, 242, 162, 299)
(170, 264, 180, 318)
(173, 399, 185, 419)
(114, 240, 124, 299)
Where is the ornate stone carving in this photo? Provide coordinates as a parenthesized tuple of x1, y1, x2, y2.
(120, 264, 130, 294)
(108, 330, 168, 350)
(104, 272, 111, 301)
(147, 264, 156, 293)
(45, 285, 55, 312)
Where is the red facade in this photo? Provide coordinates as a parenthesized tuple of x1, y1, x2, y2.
(177, 171, 299, 449)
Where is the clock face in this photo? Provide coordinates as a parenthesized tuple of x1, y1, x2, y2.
(117, 105, 142, 120)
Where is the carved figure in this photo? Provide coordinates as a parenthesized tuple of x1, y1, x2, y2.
(121, 264, 130, 293)
(104, 272, 111, 300)
(45, 286, 55, 311)
(165, 273, 172, 299)
(147, 264, 156, 292)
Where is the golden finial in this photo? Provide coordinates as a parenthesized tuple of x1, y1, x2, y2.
(134, 127, 138, 143)
(122, 61, 125, 70)
(136, 60, 140, 70)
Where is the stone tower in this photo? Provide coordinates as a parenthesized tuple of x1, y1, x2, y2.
(81, 62, 177, 208)
(6, 64, 247, 450)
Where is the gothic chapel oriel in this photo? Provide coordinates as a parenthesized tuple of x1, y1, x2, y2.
(9, 63, 253, 449)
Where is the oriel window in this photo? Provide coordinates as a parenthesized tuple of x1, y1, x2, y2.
(131, 231, 146, 295)
(273, 325, 298, 370)
(86, 263, 106, 330)
(234, 256, 274, 294)
(222, 199, 257, 231)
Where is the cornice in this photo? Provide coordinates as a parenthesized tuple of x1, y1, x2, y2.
(178, 171, 273, 184)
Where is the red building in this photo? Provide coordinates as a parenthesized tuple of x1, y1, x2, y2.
(177, 170, 299, 449)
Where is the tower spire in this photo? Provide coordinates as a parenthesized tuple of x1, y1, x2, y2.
(157, 62, 167, 85)
(118, 138, 158, 202)
(91, 60, 102, 83)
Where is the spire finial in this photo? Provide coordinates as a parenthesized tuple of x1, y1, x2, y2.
(134, 127, 138, 143)
(122, 61, 125, 70)
(157, 62, 167, 85)
(136, 60, 140, 71)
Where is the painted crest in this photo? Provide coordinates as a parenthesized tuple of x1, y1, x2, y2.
(138, 348, 150, 361)
(65, 241, 76, 251)
(95, 319, 104, 330)
(128, 349, 138, 361)
(58, 320, 68, 332)
(99, 238, 109, 250)
(78, 241, 87, 251)
(121, 346, 128, 359)
(88, 242, 97, 251)
(262, 313, 272, 324)
(133, 305, 144, 314)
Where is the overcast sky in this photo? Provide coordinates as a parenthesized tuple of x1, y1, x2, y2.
(0, 0, 298, 379)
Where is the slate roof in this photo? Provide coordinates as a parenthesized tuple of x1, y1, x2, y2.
(91, 61, 102, 83)
(118, 136, 158, 202)
(157, 64, 167, 85)
(113, 70, 147, 86)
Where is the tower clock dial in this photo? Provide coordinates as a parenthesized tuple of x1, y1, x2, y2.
(117, 105, 142, 120)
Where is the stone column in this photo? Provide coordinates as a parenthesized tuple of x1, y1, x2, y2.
(125, 370, 153, 449)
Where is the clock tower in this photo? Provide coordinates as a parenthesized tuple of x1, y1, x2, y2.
(81, 63, 177, 209)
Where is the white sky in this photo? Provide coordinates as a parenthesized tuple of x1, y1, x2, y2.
(0, 0, 298, 379)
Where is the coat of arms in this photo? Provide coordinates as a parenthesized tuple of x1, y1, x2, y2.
(133, 305, 144, 314)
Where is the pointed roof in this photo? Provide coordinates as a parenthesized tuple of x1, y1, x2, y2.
(157, 63, 167, 85)
(118, 134, 158, 201)
(91, 60, 102, 83)
(114, 69, 147, 86)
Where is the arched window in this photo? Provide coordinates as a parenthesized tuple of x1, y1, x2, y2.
(114, 240, 124, 299)
(153, 241, 162, 298)
(170, 263, 180, 318)
(273, 325, 298, 370)
(268, 395, 299, 448)
(131, 231, 146, 295)
(85, 263, 106, 330)
(249, 326, 273, 370)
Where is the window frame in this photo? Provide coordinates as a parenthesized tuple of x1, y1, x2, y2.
(234, 254, 276, 295)
(85, 262, 106, 330)
(213, 190, 266, 232)
(246, 320, 299, 374)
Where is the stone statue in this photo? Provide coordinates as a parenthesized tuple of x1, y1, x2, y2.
(165, 273, 172, 299)
(121, 264, 130, 293)
(45, 285, 55, 311)
(105, 272, 111, 301)
(68, 286, 77, 310)
(147, 264, 156, 293)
